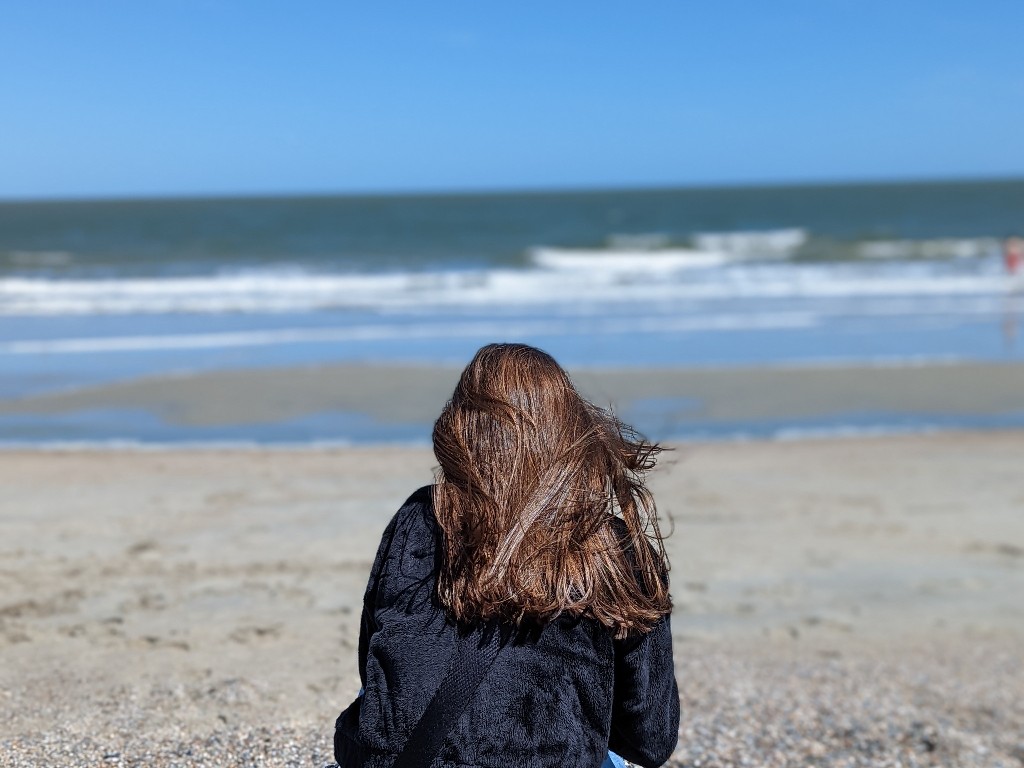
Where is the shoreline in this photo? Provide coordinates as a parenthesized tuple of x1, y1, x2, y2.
(2, 360, 1023, 445)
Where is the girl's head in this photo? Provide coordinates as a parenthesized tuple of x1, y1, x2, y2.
(432, 343, 670, 637)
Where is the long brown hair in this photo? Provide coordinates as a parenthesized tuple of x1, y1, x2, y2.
(431, 343, 671, 638)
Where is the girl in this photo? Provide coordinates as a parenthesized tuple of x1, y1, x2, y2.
(334, 343, 679, 768)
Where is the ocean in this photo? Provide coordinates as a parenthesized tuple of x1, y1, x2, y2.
(2, 180, 1023, 444)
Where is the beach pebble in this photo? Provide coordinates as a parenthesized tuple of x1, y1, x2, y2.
(4, 646, 1022, 767)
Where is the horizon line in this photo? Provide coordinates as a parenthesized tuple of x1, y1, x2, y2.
(2, 172, 1024, 205)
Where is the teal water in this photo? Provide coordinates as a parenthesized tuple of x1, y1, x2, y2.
(3, 180, 1024, 277)
(2, 180, 1023, 443)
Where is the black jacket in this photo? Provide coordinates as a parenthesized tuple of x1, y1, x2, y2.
(334, 487, 679, 768)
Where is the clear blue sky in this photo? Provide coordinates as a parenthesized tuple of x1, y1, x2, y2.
(3, 1, 1023, 198)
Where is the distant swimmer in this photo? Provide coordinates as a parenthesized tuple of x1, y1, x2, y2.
(1004, 236, 1022, 275)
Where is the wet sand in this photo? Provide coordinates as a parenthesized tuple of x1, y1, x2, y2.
(2, 360, 1023, 432)
(2, 435, 1023, 765)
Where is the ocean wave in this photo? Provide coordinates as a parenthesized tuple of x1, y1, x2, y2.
(530, 232, 1006, 275)
(856, 238, 999, 260)
(529, 247, 730, 272)
(1, 249, 1020, 316)
(532, 227, 808, 272)
(692, 227, 807, 256)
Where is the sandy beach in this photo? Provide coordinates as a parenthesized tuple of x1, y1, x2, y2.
(2, 434, 1023, 766)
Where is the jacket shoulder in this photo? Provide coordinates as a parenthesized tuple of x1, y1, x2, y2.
(392, 485, 436, 531)
(383, 484, 440, 553)
(401, 485, 434, 508)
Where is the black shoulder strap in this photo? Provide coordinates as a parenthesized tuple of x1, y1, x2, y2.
(392, 626, 506, 768)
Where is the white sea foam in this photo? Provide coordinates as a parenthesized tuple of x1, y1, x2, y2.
(692, 227, 807, 256)
(531, 228, 809, 273)
(1, 251, 1019, 316)
(529, 247, 729, 272)
(857, 238, 999, 260)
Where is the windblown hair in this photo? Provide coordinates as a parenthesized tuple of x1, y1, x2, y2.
(432, 343, 671, 638)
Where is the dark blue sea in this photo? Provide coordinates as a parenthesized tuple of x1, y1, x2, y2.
(2, 180, 1023, 444)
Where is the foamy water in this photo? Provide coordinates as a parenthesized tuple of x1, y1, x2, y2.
(1, 242, 1017, 316)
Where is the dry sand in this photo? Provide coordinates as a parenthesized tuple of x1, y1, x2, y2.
(2, 434, 1023, 766)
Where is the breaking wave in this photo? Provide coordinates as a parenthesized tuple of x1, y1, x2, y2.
(1, 263, 1019, 317)
(0, 228, 1015, 316)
